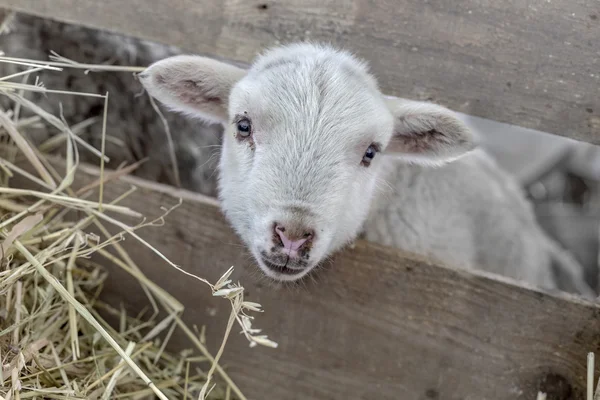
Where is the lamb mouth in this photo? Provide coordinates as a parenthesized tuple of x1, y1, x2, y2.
(260, 258, 306, 275)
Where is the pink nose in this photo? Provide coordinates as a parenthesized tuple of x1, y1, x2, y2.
(275, 224, 314, 253)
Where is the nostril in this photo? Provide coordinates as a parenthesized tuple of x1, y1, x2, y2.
(273, 223, 314, 252)
(274, 223, 287, 247)
(274, 224, 287, 240)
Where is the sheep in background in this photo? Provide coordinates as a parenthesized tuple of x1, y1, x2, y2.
(0, 11, 223, 195)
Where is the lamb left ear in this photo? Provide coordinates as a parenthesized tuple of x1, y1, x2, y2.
(384, 98, 478, 164)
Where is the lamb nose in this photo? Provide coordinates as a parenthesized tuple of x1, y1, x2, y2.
(274, 224, 314, 251)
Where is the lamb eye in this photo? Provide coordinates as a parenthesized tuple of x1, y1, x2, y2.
(361, 145, 378, 166)
(237, 118, 252, 137)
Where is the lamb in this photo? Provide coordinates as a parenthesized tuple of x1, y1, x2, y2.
(139, 42, 594, 297)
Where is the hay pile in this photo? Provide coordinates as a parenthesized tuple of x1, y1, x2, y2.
(0, 12, 275, 400)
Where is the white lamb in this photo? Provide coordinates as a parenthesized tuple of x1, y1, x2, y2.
(139, 43, 594, 297)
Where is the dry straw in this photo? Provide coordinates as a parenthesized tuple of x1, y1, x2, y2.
(0, 12, 275, 400)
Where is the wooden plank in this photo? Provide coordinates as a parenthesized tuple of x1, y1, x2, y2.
(0, 0, 598, 145)
(23, 158, 599, 400)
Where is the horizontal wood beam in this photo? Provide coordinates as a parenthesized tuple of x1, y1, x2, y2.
(22, 158, 598, 400)
(0, 0, 598, 145)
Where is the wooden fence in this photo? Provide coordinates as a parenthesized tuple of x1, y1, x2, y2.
(2, 1, 600, 399)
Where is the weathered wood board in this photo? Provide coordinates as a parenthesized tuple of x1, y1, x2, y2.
(1, 0, 598, 145)
(18, 159, 598, 400)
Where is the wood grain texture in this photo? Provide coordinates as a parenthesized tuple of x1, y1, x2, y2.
(1, 0, 599, 145)
(19, 159, 599, 400)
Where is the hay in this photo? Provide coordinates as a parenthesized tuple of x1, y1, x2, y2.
(0, 23, 275, 400)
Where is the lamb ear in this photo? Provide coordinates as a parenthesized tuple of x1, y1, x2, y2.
(384, 98, 478, 165)
(138, 55, 247, 125)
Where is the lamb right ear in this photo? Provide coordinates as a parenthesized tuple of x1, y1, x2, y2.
(138, 55, 247, 125)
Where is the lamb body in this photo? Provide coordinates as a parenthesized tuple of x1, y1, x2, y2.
(366, 147, 587, 293)
(139, 42, 593, 296)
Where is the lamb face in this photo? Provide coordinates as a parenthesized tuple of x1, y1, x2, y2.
(140, 43, 477, 281)
(219, 46, 400, 281)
